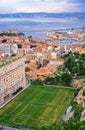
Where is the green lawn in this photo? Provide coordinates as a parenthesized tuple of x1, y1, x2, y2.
(0, 85, 74, 129)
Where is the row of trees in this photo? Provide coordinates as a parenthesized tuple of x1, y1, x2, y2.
(40, 119, 85, 130)
(31, 71, 72, 87)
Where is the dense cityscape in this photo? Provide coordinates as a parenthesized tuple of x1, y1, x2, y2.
(0, 28, 85, 129)
(0, 0, 85, 130)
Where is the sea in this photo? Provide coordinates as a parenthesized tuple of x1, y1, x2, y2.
(0, 17, 85, 38)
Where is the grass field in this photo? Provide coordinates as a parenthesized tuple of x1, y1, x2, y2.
(0, 85, 74, 129)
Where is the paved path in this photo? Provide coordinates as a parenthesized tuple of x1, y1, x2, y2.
(0, 126, 20, 130)
(44, 84, 76, 90)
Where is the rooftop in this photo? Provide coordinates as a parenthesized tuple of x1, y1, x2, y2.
(0, 55, 23, 68)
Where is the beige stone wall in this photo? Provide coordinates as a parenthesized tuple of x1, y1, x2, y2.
(75, 89, 85, 107)
(71, 78, 85, 88)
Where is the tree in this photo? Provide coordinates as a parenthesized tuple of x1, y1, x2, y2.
(25, 67, 30, 72)
(37, 62, 42, 69)
(31, 79, 43, 85)
(72, 102, 83, 119)
(64, 53, 85, 76)
(44, 77, 55, 85)
(61, 72, 72, 85)
(11, 54, 16, 57)
(64, 55, 75, 73)
(78, 126, 85, 130)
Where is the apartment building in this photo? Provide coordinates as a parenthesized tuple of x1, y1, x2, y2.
(0, 43, 18, 56)
(0, 56, 26, 106)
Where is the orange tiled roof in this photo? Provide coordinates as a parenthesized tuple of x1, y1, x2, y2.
(37, 75, 45, 80)
(81, 48, 85, 54)
(22, 45, 28, 49)
(50, 58, 64, 61)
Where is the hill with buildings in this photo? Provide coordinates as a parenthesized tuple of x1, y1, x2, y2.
(0, 12, 85, 20)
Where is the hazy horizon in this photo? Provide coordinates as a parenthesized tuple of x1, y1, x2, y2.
(0, 0, 85, 13)
(0, 12, 85, 14)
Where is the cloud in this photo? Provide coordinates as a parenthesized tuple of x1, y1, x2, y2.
(52, 1, 85, 12)
(0, 0, 85, 13)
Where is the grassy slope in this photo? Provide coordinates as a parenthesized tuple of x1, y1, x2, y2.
(0, 85, 74, 129)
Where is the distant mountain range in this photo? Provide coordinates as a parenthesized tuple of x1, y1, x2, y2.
(0, 12, 85, 19)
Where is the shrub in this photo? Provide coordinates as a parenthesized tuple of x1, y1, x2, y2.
(25, 67, 30, 72)
(44, 77, 55, 85)
(31, 79, 43, 85)
(82, 89, 85, 96)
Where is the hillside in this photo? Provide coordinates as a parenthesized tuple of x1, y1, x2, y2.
(0, 12, 85, 20)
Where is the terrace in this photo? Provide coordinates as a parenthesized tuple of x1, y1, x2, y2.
(0, 55, 23, 68)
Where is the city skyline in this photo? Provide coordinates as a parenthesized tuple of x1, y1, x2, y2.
(0, 0, 85, 13)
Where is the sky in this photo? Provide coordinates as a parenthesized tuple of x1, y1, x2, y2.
(0, 0, 85, 13)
